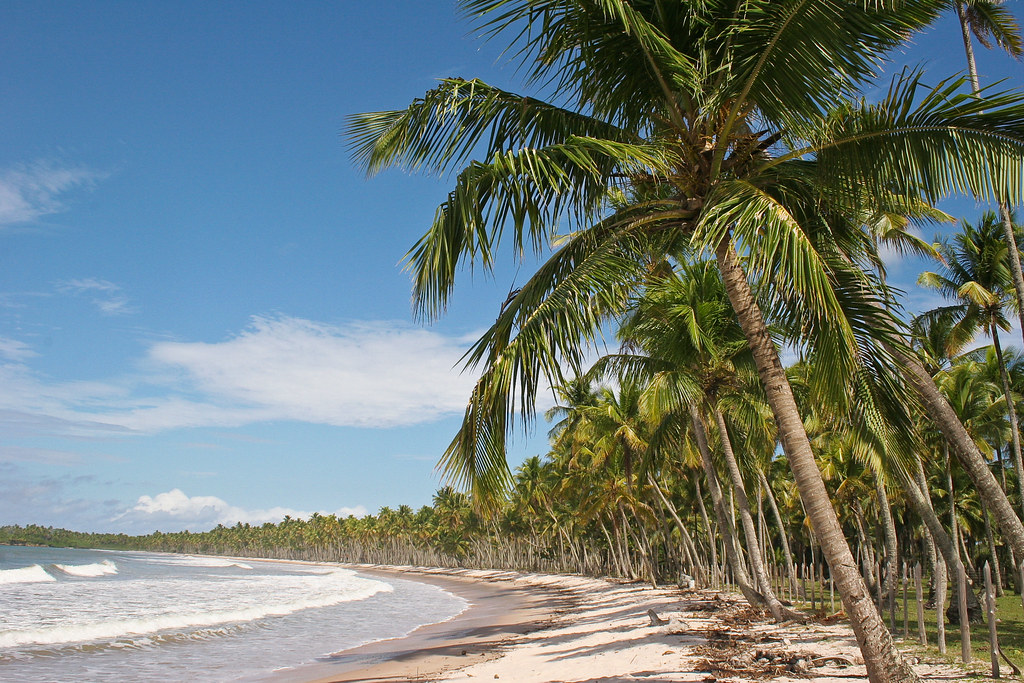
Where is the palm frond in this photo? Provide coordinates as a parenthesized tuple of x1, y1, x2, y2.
(790, 71, 1024, 205)
(347, 78, 633, 176)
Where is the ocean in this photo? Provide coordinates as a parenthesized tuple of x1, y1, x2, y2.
(0, 546, 467, 682)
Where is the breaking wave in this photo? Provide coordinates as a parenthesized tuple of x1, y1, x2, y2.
(0, 565, 55, 585)
(52, 560, 118, 578)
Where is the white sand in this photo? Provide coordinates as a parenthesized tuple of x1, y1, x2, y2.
(421, 569, 973, 683)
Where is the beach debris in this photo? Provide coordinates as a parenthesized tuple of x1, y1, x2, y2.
(695, 645, 826, 679)
(647, 608, 669, 626)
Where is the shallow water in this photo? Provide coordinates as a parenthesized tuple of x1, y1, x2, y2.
(0, 546, 466, 681)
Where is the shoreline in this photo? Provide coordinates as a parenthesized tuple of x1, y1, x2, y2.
(269, 566, 574, 683)
(277, 565, 973, 683)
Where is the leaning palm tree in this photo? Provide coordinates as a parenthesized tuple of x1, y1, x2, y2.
(596, 261, 791, 616)
(350, 3, 1024, 680)
(920, 212, 1024, 518)
(612, 261, 801, 619)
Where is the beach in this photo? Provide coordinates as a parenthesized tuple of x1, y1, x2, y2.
(299, 567, 973, 683)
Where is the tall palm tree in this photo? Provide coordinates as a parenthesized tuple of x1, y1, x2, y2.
(610, 261, 793, 618)
(947, 1, 1024, 345)
(350, 3, 1024, 680)
(920, 212, 1024, 517)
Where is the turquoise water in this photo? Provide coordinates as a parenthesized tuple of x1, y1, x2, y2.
(0, 546, 465, 681)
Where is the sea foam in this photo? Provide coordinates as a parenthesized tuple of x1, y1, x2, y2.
(0, 568, 390, 649)
(146, 556, 253, 570)
(0, 565, 56, 585)
(52, 560, 118, 578)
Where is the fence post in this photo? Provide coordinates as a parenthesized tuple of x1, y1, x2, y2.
(903, 561, 909, 639)
(915, 562, 926, 645)
(937, 562, 947, 655)
(985, 562, 1000, 679)
(1019, 562, 1024, 614)
(959, 561, 972, 665)
(811, 562, 817, 611)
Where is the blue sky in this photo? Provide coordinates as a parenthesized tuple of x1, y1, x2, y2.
(0, 2, 1021, 534)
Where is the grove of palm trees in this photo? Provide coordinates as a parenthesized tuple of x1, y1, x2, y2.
(344, 1, 1024, 682)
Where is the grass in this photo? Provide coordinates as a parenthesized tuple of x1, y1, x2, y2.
(784, 578, 1024, 672)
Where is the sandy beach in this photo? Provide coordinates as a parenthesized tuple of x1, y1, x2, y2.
(291, 566, 975, 683)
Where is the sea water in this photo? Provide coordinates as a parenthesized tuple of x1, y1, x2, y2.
(0, 546, 466, 682)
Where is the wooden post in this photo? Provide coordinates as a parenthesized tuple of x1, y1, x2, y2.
(811, 562, 817, 611)
(937, 562, 947, 655)
(915, 563, 926, 645)
(1019, 562, 1024, 614)
(959, 561, 972, 664)
(889, 559, 897, 635)
(903, 561, 909, 639)
(985, 562, 1000, 678)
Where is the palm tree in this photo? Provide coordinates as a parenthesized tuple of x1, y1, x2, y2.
(920, 213, 1024, 518)
(350, 3, 1024, 680)
(610, 261, 794, 619)
(947, 1, 1024, 344)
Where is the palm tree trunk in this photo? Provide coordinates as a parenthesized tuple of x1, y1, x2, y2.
(875, 475, 899, 628)
(895, 457, 983, 617)
(759, 468, 799, 597)
(899, 350, 1024, 559)
(854, 500, 878, 592)
(649, 474, 706, 585)
(997, 203, 1024, 348)
(715, 239, 918, 683)
(981, 499, 1004, 596)
(991, 323, 1024, 519)
(956, 1, 982, 92)
(694, 478, 718, 575)
(689, 403, 763, 606)
(713, 406, 792, 621)
(954, 3, 1024, 348)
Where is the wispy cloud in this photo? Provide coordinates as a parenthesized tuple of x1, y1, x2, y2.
(58, 278, 134, 316)
(113, 488, 367, 532)
(0, 337, 37, 361)
(0, 445, 84, 466)
(0, 466, 361, 534)
(129, 315, 478, 430)
(0, 315, 480, 434)
(0, 464, 122, 531)
(0, 161, 103, 227)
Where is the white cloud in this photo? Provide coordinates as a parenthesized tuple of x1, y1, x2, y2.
(134, 315, 478, 429)
(0, 162, 101, 227)
(58, 277, 134, 316)
(0, 337, 37, 361)
(0, 316, 480, 434)
(113, 488, 367, 532)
